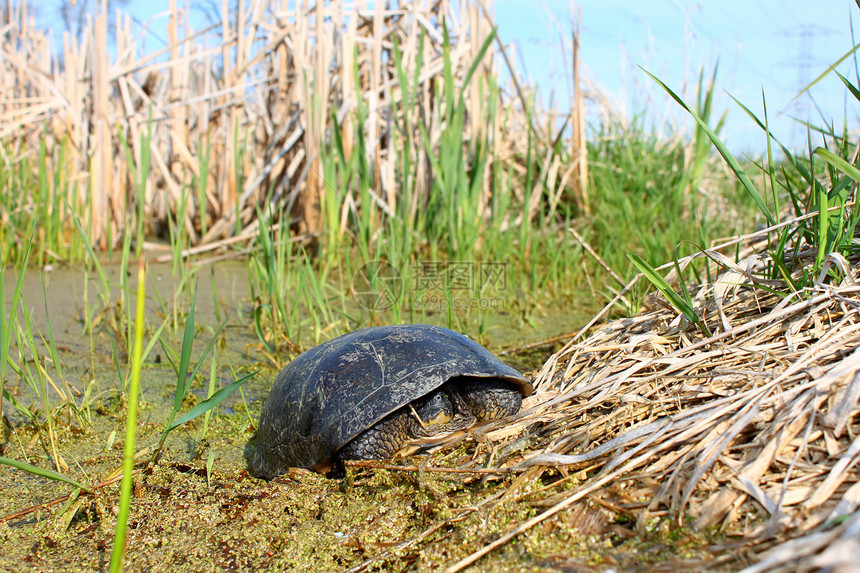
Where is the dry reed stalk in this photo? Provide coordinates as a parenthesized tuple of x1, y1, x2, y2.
(1, 0, 593, 253)
(568, 2, 588, 214)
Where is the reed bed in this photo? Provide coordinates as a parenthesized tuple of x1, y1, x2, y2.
(0, 0, 586, 253)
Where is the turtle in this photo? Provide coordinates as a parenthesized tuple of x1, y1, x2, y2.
(249, 324, 532, 477)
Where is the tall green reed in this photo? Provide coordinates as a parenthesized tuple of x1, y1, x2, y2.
(0, 224, 33, 427)
(110, 274, 252, 572)
(630, 41, 860, 326)
(249, 203, 294, 357)
(165, 187, 199, 330)
(389, 31, 426, 271)
(585, 123, 705, 308)
(16, 291, 64, 470)
(108, 259, 147, 573)
(248, 201, 351, 357)
(152, 282, 253, 465)
(0, 136, 78, 267)
(419, 23, 496, 259)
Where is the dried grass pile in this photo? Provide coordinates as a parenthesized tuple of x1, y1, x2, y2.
(426, 219, 860, 571)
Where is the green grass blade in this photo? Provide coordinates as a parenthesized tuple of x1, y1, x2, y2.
(795, 42, 860, 99)
(729, 90, 813, 187)
(2, 387, 37, 423)
(185, 316, 228, 387)
(0, 456, 93, 494)
(834, 70, 860, 102)
(201, 346, 219, 440)
(3, 223, 35, 359)
(175, 281, 199, 412)
(815, 147, 860, 182)
(109, 259, 148, 573)
(0, 260, 5, 389)
(168, 371, 256, 431)
(151, 314, 229, 465)
(460, 27, 497, 93)
(252, 304, 273, 352)
(642, 68, 776, 226)
(69, 211, 110, 306)
(141, 317, 169, 366)
(0, 223, 34, 420)
(39, 275, 64, 383)
(628, 253, 711, 337)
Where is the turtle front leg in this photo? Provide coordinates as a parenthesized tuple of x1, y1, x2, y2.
(337, 408, 415, 461)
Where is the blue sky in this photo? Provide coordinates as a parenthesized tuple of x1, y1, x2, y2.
(495, 0, 860, 153)
(39, 1, 860, 154)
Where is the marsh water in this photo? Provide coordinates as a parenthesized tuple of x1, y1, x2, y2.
(2, 259, 588, 418)
(0, 260, 606, 572)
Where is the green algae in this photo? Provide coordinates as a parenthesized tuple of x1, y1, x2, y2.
(0, 408, 735, 572)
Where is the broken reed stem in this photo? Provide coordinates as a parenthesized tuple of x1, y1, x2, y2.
(568, 227, 625, 288)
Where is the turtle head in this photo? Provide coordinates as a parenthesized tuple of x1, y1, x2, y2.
(415, 390, 456, 427)
(412, 386, 477, 436)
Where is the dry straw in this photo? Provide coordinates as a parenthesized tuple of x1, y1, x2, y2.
(402, 217, 860, 572)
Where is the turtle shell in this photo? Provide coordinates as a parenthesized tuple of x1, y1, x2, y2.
(249, 324, 532, 477)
